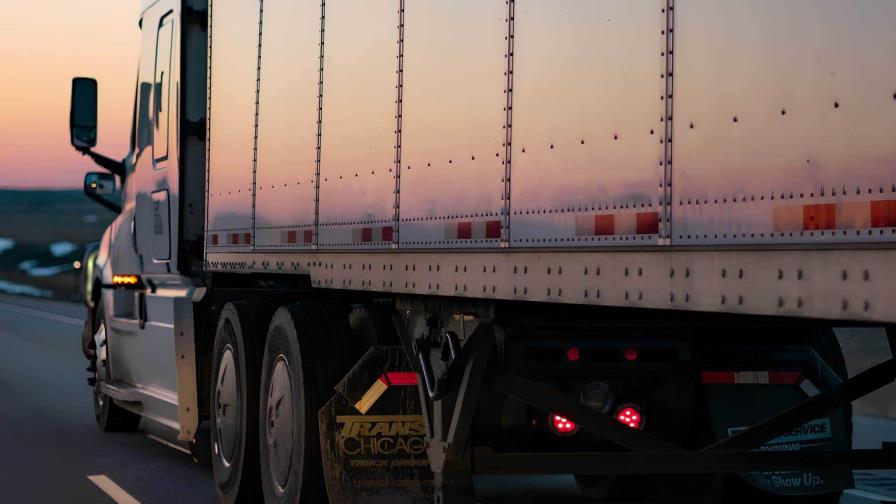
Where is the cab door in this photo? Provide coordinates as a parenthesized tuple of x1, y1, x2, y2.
(133, 9, 178, 272)
(105, 1, 195, 438)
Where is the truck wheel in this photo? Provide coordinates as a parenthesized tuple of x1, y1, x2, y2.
(211, 303, 263, 503)
(258, 305, 329, 504)
(92, 302, 141, 432)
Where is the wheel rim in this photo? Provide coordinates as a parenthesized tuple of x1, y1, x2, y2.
(215, 344, 239, 470)
(266, 355, 295, 492)
(93, 321, 108, 410)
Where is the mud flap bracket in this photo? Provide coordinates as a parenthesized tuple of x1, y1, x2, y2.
(394, 314, 496, 503)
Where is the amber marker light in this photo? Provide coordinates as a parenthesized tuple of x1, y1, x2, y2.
(112, 274, 140, 286)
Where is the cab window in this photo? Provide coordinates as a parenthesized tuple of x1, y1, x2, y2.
(133, 12, 174, 166)
(153, 15, 174, 165)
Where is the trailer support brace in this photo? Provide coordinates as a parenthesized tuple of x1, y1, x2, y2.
(394, 314, 496, 503)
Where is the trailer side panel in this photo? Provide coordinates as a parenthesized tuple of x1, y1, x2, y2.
(672, 0, 896, 245)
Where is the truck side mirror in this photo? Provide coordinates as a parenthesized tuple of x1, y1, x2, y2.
(71, 77, 98, 149)
(84, 172, 121, 213)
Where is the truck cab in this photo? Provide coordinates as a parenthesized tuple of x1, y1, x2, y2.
(71, 0, 207, 443)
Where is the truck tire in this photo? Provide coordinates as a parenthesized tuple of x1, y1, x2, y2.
(92, 302, 141, 433)
(211, 303, 263, 503)
(258, 304, 330, 504)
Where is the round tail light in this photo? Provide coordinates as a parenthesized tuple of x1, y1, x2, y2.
(614, 404, 644, 430)
(548, 413, 580, 436)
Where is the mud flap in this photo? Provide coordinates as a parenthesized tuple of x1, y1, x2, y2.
(319, 346, 433, 504)
(705, 355, 853, 495)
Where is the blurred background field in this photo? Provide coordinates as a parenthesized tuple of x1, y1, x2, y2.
(0, 189, 114, 300)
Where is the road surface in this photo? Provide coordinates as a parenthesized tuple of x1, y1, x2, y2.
(0, 295, 214, 503)
(0, 294, 892, 503)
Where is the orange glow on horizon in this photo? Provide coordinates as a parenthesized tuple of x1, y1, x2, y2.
(0, 0, 140, 189)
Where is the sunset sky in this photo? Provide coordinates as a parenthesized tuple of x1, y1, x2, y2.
(0, 0, 140, 189)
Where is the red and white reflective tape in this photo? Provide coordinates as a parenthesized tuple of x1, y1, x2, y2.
(574, 211, 660, 237)
(208, 232, 252, 246)
(443, 220, 502, 240)
(352, 225, 394, 243)
(773, 199, 896, 232)
(280, 229, 313, 245)
(701, 371, 802, 385)
(354, 371, 418, 414)
(381, 371, 418, 386)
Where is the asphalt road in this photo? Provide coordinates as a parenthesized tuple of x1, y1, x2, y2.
(0, 295, 215, 504)
(0, 294, 893, 503)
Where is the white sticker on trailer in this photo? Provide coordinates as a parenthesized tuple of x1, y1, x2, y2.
(728, 418, 832, 449)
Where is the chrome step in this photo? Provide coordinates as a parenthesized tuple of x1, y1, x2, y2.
(98, 380, 142, 403)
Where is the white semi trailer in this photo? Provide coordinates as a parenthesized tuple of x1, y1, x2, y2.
(70, 0, 896, 502)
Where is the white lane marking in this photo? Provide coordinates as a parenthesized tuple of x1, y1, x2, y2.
(86, 475, 141, 504)
(0, 301, 82, 326)
(846, 488, 896, 502)
(146, 433, 192, 455)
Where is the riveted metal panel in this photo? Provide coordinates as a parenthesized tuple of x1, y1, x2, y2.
(203, 1, 896, 326)
(672, 0, 896, 245)
(398, 0, 508, 248)
(253, 0, 321, 249)
(206, 0, 261, 250)
(509, 0, 666, 247)
(317, 0, 399, 249)
(206, 247, 896, 325)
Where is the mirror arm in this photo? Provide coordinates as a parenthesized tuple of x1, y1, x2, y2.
(84, 189, 121, 214)
(77, 148, 126, 179)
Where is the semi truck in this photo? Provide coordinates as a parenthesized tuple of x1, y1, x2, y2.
(69, 0, 896, 502)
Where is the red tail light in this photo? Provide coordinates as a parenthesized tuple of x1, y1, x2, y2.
(548, 413, 579, 436)
(615, 405, 643, 430)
